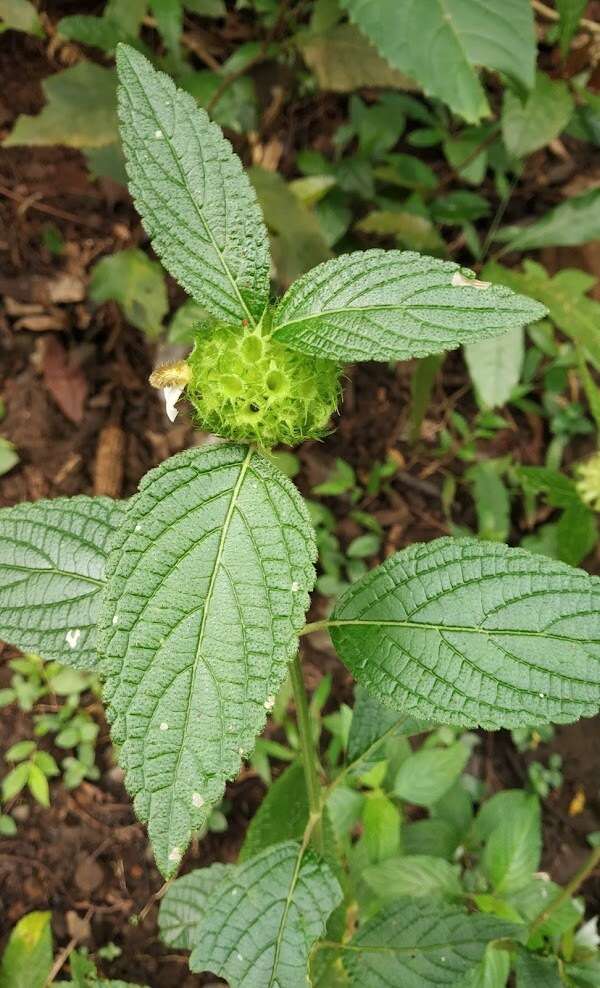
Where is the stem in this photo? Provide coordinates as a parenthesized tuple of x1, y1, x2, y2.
(529, 845, 600, 936)
(299, 619, 330, 637)
(289, 651, 324, 851)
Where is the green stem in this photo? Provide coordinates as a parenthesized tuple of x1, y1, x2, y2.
(299, 619, 330, 637)
(289, 651, 324, 852)
(529, 845, 600, 936)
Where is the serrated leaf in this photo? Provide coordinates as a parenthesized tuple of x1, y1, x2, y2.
(298, 23, 417, 92)
(239, 761, 308, 862)
(0, 496, 125, 671)
(4, 62, 118, 148)
(0, 912, 52, 988)
(464, 944, 511, 988)
(98, 444, 316, 877)
(339, 0, 535, 124)
(502, 72, 573, 159)
(496, 189, 600, 253)
(116, 43, 270, 325)
(465, 328, 524, 409)
(273, 250, 546, 364)
(482, 795, 541, 894)
(158, 861, 234, 949)
(189, 841, 342, 986)
(334, 898, 516, 987)
(89, 248, 168, 337)
(328, 537, 600, 729)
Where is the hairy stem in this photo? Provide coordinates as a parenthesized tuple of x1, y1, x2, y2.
(289, 651, 324, 852)
(529, 845, 600, 936)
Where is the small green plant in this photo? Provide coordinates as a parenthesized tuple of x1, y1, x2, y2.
(2, 46, 600, 987)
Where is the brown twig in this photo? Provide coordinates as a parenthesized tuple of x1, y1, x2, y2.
(44, 907, 93, 986)
(0, 183, 100, 228)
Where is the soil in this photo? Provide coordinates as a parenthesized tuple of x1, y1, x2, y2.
(1, 9, 600, 987)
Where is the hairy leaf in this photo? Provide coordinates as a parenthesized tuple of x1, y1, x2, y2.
(158, 862, 234, 949)
(334, 898, 516, 986)
(464, 328, 524, 409)
(329, 537, 600, 729)
(5, 62, 118, 148)
(0, 496, 125, 670)
(273, 250, 546, 363)
(502, 72, 573, 159)
(339, 0, 535, 123)
(189, 841, 342, 986)
(496, 189, 600, 253)
(98, 444, 316, 876)
(116, 44, 270, 325)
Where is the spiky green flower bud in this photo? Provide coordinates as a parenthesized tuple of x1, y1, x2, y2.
(184, 313, 341, 448)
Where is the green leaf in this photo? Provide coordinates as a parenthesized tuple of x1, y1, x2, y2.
(482, 795, 541, 893)
(467, 462, 511, 543)
(465, 328, 524, 409)
(2, 762, 31, 801)
(502, 72, 574, 158)
(249, 166, 331, 288)
(334, 898, 516, 987)
(27, 764, 50, 807)
(339, 0, 535, 123)
(180, 70, 258, 134)
(393, 742, 469, 806)
(5, 62, 118, 148)
(0, 912, 52, 988)
(363, 854, 462, 903)
(496, 190, 600, 252)
(105, 0, 147, 37)
(188, 841, 342, 986)
(356, 210, 443, 254)
(347, 686, 429, 764)
(149, 0, 183, 59)
(167, 298, 210, 343)
(89, 248, 168, 338)
(403, 819, 460, 859)
(98, 444, 316, 877)
(557, 503, 597, 567)
(556, 0, 587, 56)
(158, 861, 234, 949)
(472, 789, 531, 844)
(362, 792, 401, 863)
(298, 23, 416, 92)
(272, 251, 546, 363)
(240, 761, 308, 862)
(0, 437, 19, 477)
(0, 814, 17, 836)
(484, 260, 600, 369)
(328, 536, 600, 729)
(0, 0, 44, 37)
(515, 466, 580, 509)
(116, 44, 270, 325)
(57, 14, 126, 53)
(0, 496, 125, 671)
(514, 950, 562, 987)
(464, 944, 511, 988)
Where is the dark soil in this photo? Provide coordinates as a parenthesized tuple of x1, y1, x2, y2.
(1, 9, 600, 987)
